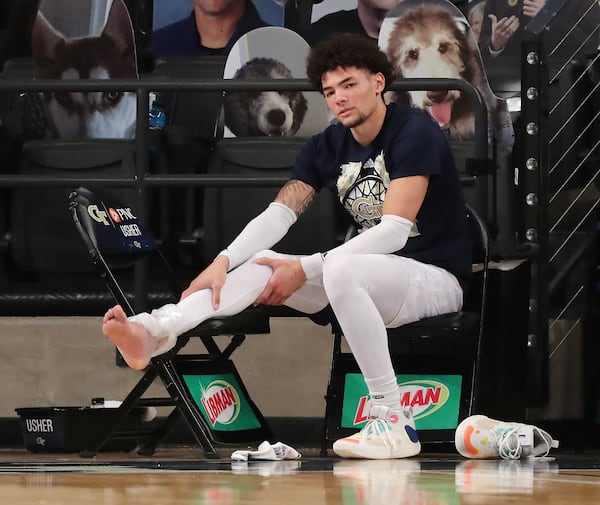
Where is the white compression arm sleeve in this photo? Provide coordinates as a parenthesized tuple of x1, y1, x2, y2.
(300, 214, 413, 279)
(218, 202, 297, 271)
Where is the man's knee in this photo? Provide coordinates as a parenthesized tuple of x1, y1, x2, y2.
(322, 254, 355, 292)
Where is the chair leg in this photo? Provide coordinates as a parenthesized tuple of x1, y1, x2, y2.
(79, 366, 159, 458)
(137, 408, 183, 456)
(320, 382, 335, 457)
(467, 360, 480, 417)
(154, 359, 219, 458)
(320, 330, 344, 456)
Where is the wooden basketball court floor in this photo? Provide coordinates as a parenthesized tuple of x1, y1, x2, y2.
(0, 447, 599, 504)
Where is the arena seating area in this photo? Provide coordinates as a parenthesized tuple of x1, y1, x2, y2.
(0, 0, 599, 453)
(0, 0, 498, 317)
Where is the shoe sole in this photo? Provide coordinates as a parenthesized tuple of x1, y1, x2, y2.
(333, 441, 421, 460)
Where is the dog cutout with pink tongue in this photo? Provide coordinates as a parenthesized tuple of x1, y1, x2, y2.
(379, 0, 514, 146)
(429, 102, 453, 128)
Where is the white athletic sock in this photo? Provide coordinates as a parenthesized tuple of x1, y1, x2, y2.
(365, 375, 401, 411)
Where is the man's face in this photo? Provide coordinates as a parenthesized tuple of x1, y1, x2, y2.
(321, 66, 384, 128)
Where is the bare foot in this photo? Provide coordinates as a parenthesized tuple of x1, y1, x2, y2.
(102, 305, 155, 370)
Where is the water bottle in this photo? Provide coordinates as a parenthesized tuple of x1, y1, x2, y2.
(148, 93, 166, 130)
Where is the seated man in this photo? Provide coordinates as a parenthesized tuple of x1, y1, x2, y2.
(103, 33, 471, 460)
(152, 0, 268, 58)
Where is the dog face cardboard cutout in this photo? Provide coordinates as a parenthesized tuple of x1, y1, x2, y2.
(31, 0, 138, 139)
(222, 26, 329, 138)
(379, 0, 514, 146)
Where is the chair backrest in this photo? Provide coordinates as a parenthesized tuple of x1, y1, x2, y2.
(151, 56, 227, 138)
(70, 185, 156, 257)
(0, 58, 35, 79)
(69, 185, 178, 315)
(10, 140, 137, 274)
(202, 137, 338, 263)
(463, 202, 489, 314)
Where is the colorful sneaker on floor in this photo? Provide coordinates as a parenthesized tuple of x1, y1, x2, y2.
(333, 404, 421, 459)
(455, 415, 559, 460)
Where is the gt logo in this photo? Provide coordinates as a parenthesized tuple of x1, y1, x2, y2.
(88, 204, 109, 226)
(351, 196, 382, 221)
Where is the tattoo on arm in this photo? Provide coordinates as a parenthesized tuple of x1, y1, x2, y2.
(275, 180, 316, 216)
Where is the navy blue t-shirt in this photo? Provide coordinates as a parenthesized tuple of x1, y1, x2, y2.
(151, 1, 268, 58)
(291, 102, 471, 282)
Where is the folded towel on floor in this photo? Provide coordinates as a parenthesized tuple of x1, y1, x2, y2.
(231, 441, 301, 461)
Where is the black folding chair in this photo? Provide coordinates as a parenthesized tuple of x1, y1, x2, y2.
(69, 185, 272, 458)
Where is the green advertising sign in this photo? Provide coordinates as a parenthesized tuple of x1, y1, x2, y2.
(182, 374, 262, 432)
(342, 374, 462, 430)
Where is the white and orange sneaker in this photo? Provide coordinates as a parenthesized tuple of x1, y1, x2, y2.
(333, 404, 421, 459)
(455, 415, 559, 460)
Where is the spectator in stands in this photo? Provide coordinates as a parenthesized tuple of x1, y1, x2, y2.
(151, 0, 268, 58)
(467, 0, 486, 42)
(308, 0, 404, 44)
(478, 0, 598, 66)
(102, 33, 470, 460)
(477, 1, 520, 62)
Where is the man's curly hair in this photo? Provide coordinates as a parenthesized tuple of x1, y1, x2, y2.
(306, 32, 394, 92)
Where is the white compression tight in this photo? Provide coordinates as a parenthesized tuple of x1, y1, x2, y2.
(130, 250, 330, 356)
(130, 250, 462, 404)
(322, 253, 462, 406)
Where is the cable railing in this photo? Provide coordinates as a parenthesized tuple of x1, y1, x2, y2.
(521, 0, 600, 413)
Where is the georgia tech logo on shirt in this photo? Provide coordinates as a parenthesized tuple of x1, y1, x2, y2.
(351, 196, 383, 221)
(337, 152, 390, 230)
(337, 150, 420, 236)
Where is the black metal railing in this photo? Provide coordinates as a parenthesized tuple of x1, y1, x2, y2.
(520, 0, 600, 413)
(0, 74, 489, 315)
